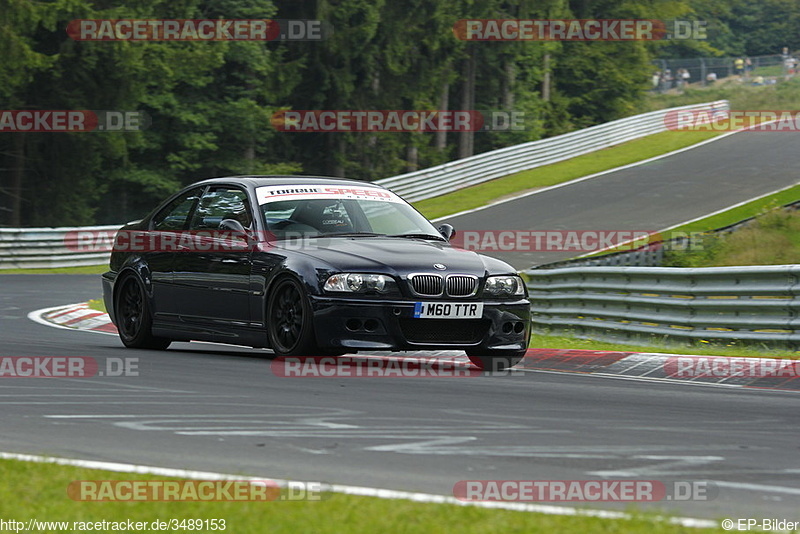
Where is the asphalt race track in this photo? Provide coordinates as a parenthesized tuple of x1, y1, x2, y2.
(443, 131, 800, 269)
(3, 132, 800, 523)
(2, 275, 800, 522)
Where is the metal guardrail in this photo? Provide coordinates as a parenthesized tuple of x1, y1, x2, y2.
(376, 100, 729, 202)
(0, 226, 120, 269)
(525, 265, 800, 346)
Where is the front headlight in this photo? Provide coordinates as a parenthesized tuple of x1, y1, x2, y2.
(324, 273, 392, 293)
(483, 275, 526, 297)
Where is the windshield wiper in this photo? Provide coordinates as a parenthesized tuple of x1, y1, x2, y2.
(388, 233, 446, 241)
(306, 232, 385, 238)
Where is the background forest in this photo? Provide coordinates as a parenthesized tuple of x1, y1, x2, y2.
(1, 0, 798, 225)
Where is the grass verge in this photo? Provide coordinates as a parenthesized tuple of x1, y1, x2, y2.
(664, 208, 800, 267)
(414, 129, 721, 220)
(0, 458, 721, 533)
(0, 264, 107, 275)
(530, 333, 799, 359)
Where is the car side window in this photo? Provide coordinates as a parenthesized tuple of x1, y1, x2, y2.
(189, 187, 253, 230)
(151, 188, 203, 231)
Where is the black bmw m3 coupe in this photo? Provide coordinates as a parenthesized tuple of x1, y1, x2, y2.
(102, 176, 531, 370)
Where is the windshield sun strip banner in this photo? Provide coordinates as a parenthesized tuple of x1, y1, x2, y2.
(256, 185, 404, 205)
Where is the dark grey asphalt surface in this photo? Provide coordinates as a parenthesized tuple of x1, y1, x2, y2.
(2, 275, 800, 522)
(441, 131, 800, 269)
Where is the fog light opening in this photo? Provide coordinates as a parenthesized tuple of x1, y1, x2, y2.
(364, 319, 379, 332)
(345, 318, 362, 332)
(502, 322, 513, 334)
(514, 321, 525, 334)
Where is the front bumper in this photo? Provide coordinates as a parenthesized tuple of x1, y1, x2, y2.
(310, 296, 530, 351)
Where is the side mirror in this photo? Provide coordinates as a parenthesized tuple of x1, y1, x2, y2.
(438, 223, 456, 241)
(219, 219, 247, 233)
(219, 219, 254, 248)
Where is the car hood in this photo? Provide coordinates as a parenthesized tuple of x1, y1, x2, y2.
(272, 236, 516, 276)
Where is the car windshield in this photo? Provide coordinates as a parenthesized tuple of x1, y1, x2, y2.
(257, 185, 442, 239)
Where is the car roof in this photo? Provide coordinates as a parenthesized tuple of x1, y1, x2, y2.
(194, 175, 388, 190)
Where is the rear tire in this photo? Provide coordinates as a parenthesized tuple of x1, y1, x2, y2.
(267, 277, 319, 356)
(115, 274, 171, 350)
(465, 349, 526, 372)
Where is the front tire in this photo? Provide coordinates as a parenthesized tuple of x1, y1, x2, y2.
(115, 274, 171, 350)
(465, 349, 526, 372)
(267, 277, 319, 356)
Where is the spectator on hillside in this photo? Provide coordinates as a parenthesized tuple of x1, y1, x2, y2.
(673, 68, 691, 92)
(661, 69, 673, 91)
(706, 71, 718, 85)
(734, 57, 745, 77)
(784, 56, 798, 79)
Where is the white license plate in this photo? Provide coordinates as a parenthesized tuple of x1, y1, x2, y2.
(413, 302, 483, 319)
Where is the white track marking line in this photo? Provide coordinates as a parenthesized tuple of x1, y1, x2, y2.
(49, 376, 197, 393)
(0, 451, 717, 529)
